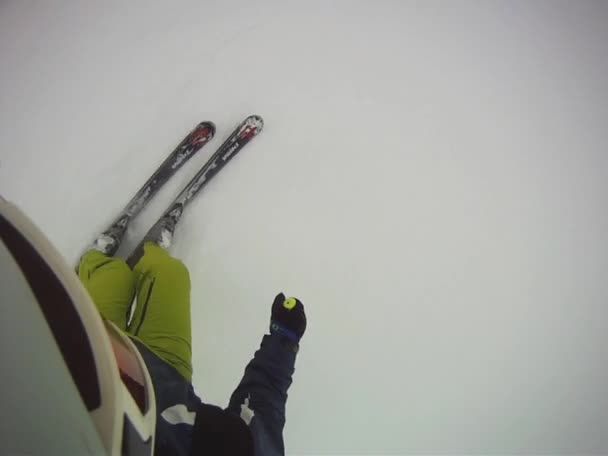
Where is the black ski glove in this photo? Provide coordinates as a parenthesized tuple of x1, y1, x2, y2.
(191, 404, 254, 455)
(270, 292, 306, 348)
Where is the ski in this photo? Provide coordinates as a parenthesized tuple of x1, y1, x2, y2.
(91, 121, 216, 256)
(126, 115, 264, 267)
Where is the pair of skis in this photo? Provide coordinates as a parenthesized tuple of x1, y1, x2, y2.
(89, 115, 263, 266)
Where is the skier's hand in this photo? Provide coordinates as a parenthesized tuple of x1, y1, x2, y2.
(270, 293, 306, 345)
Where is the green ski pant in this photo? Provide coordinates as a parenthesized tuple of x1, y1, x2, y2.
(78, 243, 193, 381)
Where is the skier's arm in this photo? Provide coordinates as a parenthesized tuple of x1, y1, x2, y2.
(226, 293, 306, 456)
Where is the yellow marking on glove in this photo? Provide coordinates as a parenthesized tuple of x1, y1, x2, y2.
(283, 297, 297, 310)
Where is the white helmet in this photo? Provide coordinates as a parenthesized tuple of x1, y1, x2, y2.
(0, 196, 156, 455)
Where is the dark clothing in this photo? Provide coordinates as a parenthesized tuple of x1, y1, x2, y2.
(132, 333, 297, 456)
(226, 335, 297, 455)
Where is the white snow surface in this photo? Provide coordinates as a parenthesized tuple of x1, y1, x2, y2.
(2, 1, 608, 454)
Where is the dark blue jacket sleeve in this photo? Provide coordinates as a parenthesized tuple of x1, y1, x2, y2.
(226, 333, 297, 456)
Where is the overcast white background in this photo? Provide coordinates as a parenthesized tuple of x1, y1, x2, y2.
(1, 1, 608, 454)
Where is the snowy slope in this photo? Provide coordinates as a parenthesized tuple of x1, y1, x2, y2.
(2, 1, 608, 454)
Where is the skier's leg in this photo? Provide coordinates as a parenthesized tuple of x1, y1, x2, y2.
(77, 249, 136, 331)
(129, 242, 192, 381)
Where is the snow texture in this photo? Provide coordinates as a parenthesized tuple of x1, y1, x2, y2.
(1, 1, 608, 454)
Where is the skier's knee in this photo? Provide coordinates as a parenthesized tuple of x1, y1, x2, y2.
(148, 256, 190, 284)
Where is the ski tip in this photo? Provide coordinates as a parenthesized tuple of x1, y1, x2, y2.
(197, 121, 216, 137)
(245, 115, 264, 132)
